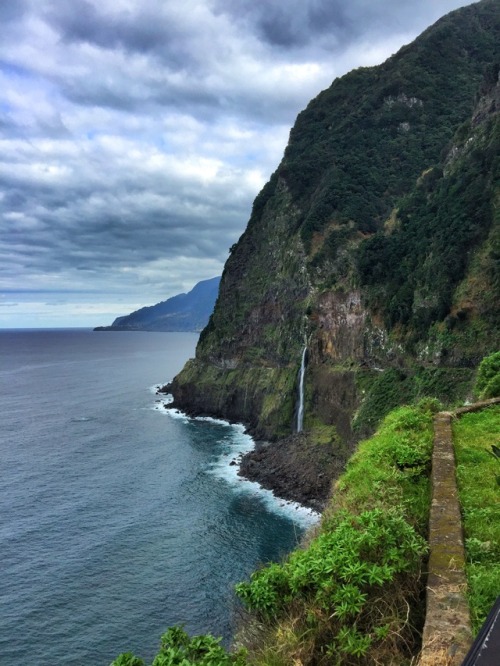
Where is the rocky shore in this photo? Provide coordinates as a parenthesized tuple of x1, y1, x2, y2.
(237, 433, 347, 512)
(160, 383, 347, 512)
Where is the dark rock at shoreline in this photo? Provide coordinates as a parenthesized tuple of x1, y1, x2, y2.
(238, 433, 347, 512)
(166, 387, 348, 511)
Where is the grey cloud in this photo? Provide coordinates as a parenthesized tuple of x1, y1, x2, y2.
(0, 111, 32, 139)
(0, 1, 28, 23)
(0, 114, 16, 132)
(60, 73, 222, 118)
(47, 0, 163, 51)
(0, 156, 250, 285)
(2, 190, 29, 210)
(46, 0, 205, 71)
(37, 115, 72, 139)
(214, 0, 471, 52)
(0, 0, 476, 326)
(213, 0, 350, 49)
(42, 1, 331, 123)
(53, 62, 317, 131)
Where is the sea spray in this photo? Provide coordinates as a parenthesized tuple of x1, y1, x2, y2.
(153, 387, 319, 528)
(297, 346, 307, 432)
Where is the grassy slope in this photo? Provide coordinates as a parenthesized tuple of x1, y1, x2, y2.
(235, 401, 437, 665)
(453, 405, 500, 633)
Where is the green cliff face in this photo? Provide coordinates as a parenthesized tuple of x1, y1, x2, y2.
(171, 0, 500, 451)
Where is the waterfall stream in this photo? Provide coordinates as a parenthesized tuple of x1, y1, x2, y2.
(297, 346, 307, 432)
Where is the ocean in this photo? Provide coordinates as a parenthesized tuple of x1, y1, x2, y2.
(0, 329, 316, 665)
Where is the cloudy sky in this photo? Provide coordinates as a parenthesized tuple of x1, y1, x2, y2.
(1, 0, 475, 327)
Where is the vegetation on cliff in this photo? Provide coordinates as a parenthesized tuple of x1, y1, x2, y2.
(234, 400, 436, 665)
(358, 77, 499, 342)
(289, 5, 498, 247)
(171, 0, 500, 451)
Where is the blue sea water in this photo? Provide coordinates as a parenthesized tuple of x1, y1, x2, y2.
(0, 329, 316, 666)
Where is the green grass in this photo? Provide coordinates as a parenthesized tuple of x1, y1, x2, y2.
(337, 400, 437, 530)
(236, 401, 437, 665)
(453, 405, 500, 633)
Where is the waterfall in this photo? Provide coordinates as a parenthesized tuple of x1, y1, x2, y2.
(297, 346, 307, 432)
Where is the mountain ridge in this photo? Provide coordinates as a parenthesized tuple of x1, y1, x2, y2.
(94, 276, 220, 332)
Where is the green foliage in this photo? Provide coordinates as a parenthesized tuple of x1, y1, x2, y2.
(111, 627, 247, 666)
(358, 110, 498, 335)
(153, 627, 246, 666)
(329, 626, 372, 659)
(236, 509, 426, 663)
(474, 350, 500, 399)
(248, 171, 279, 223)
(279, 0, 499, 257)
(111, 654, 145, 666)
(354, 366, 467, 435)
(453, 405, 500, 632)
(354, 369, 412, 433)
(411, 369, 473, 404)
(237, 403, 434, 664)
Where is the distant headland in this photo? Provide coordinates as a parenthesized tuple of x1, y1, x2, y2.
(94, 276, 220, 333)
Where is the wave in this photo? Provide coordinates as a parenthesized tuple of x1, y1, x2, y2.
(150, 388, 320, 528)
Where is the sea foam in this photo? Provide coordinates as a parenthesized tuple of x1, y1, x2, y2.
(151, 388, 320, 528)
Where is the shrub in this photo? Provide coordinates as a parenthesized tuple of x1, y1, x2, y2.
(236, 509, 427, 663)
(111, 655, 145, 666)
(110, 627, 247, 666)
(236, 509, 426, 617)
(474, 351, 500, 399)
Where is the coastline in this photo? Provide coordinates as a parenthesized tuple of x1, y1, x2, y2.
(153, 385, 321, 526)
(158, 384, 346, 513)
(238, 434, 344, 513)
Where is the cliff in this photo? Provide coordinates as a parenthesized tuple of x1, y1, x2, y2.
(170, 0, 500, 503)
(94, 276, 220, 332)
